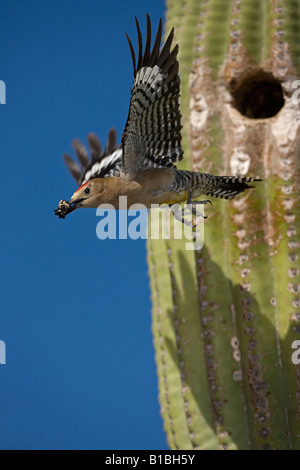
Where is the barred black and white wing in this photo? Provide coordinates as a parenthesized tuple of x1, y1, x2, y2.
(121, 15, 183, 177)
(63, 128, 123, 185)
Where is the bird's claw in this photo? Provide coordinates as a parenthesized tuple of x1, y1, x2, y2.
(171, 203, 206, 228)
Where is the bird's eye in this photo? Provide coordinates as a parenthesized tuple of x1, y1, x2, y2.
(84, 187, 90, 195)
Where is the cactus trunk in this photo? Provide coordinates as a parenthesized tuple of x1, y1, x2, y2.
(147, 0, 300, 450)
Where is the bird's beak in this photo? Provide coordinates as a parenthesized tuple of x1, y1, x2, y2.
(54, 197, 84, 219)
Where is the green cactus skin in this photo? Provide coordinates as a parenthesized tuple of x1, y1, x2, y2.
(147, 0, 300, 450)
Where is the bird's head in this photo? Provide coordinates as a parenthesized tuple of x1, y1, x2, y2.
(54, 180, 104, 218)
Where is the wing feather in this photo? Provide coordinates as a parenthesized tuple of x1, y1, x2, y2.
(87, 133, 102, 163)
(63, 154, 82, 185)
(63, 128, 122, 185)
(105, 127, 117, 155)
(148, 19, 162, 67)
(125, 33, 136, 76)
(141, 14, 151, 66)
(135, 17, 143, 71)
(121, 15, 183, 177)
(72, 139, 90, 171)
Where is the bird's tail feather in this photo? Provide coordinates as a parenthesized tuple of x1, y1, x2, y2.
(204, 175, 262, 199)
(173, 170, 262, 200)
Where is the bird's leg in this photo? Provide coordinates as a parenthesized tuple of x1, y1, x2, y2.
(187, 192, 212, 207)
(171, 204, 194, 228)
(184, 192, 212, 220)
(171, 203, 203, 229)
(171, 193, 212, 228)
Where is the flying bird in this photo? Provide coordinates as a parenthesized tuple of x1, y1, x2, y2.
(55, 15, 260, 224)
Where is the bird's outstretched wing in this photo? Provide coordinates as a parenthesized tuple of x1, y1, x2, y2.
(121, 14, 183, 177)
(63, 128, 123, 185)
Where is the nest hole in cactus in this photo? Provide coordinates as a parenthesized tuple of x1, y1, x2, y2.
(231, 70, 284, 119)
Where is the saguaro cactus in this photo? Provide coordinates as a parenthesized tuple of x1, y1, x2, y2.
(147, 0, 300, 450)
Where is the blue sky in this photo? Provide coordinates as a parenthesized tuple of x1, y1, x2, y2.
(0, 0, 168, 450)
